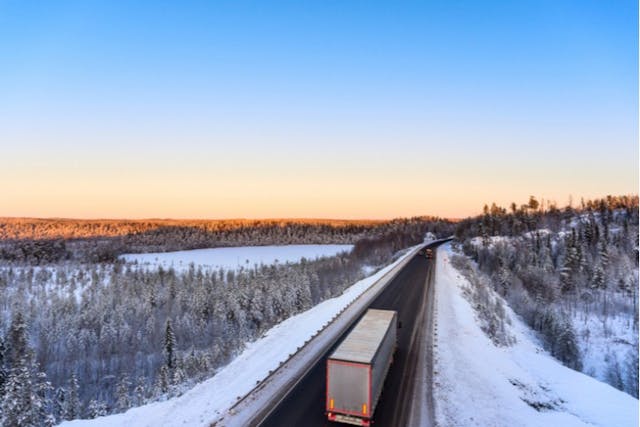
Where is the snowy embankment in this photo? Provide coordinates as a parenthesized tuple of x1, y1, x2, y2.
(434, 245, 638, 427)
(61, 245, 420, 427)
(120, 244, 353, 272)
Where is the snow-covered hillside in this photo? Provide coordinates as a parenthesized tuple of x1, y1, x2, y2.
(120, 244, 353, 272)
(434, 245, 638, 427)
(463, 220, 638, 395)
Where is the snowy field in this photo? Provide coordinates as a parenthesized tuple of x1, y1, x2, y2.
(434, 245, 638, 427)
(61, 246, 418, 427)
(119, 244, 353, 272)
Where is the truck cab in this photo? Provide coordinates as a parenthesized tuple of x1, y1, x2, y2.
(425, 248, 434, 259)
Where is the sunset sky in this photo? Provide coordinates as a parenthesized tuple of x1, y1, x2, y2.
(1, 1, 637, 219)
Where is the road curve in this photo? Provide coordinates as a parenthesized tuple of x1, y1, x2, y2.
(258, 244, 439, 427)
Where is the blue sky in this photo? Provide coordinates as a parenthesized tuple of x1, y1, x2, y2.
(0, 1, 637, 218)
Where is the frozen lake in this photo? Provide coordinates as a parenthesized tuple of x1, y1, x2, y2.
(120, 244, 354, 272)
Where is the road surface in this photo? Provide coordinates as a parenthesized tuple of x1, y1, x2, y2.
(258, 244, 438, 427)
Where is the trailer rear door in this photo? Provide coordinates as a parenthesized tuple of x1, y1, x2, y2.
(326, 359, 371, 418)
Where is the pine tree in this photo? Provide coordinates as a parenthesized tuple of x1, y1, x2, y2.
(617, 277, 630, 294)
(579, 244, 589, 274)
(54, 386, 67, 422)
(35, 371, 54, 427)
(171, 366, 185, 389)
(87, 399, 107, 419)
(560, 253, 575, 294)
(497, 257, 511, 295)
(554, 319, 582, 371)
(116, 375, 131, 412)
(0, 335, 7, 395)
(295, 272, 312, 311)
(2, 363, 30, 426)
(164, 319, 176, 370)
(67, 374, 80, 420)
(6, 312, 28, 368)
(169, 277, 177, 301)
(625, 347, 639, 398)
(584, 218, 595, 246)
(591, 265, 605, 290)
(157, 365, 169, 394)
(148, 286, 157, 308)
(1, 313, 54, 426)
(598, 240, 609, 269)
(134, 376, 146, 406)
(607, 357, 625, 391)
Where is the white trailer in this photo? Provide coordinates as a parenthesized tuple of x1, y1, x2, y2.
(326, 309, 397, 426)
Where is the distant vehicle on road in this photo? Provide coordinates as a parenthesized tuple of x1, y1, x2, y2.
(425, 248, 434, 259)
(326, 309, 397, 426)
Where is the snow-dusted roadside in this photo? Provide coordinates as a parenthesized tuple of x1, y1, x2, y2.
(433, 244, 639, 427)
(61, 244, 423, 427)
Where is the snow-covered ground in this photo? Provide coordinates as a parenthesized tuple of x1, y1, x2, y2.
(572, 310, 637, 382)
(434, 245, 638, 427)
(119, 244, 353, 272)
(61, 246, 418, 427)
(469, 235, 511, 248)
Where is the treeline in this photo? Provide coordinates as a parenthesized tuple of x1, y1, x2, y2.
(0, 218, 451, 425)
(0, 218, 401, 240)
(454, 195, 638, 397)
(455, 194, 638, 240)
(0, 217, 453, 264)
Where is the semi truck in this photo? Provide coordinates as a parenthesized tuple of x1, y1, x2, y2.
(425, 248, 434, 259)
(326, 309, 397, 426)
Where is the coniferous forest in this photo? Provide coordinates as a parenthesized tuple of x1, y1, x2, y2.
(455, 195, 638, 397)
(0, 218, 453, 425)
(0, 195, 637, 426)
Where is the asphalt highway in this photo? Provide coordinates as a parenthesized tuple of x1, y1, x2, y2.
(259, 244, 438, 427)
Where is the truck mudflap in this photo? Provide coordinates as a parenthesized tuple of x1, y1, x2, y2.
(327, 412, 371, 426)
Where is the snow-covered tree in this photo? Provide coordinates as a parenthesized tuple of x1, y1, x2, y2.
(67, 374, 80, 420)
(134, 376, 146, 406)
(116, 375, 131, 412)
(1, 313, 54, 426)
(164, 320, 176, 370)
(87, 399, 107, 419)
(156, 365, 170, 394)
(0, 335, 7, 395)
(54, 387, 66, 422)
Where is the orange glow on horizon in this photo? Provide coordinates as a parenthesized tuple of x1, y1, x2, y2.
(1, 148, 636, 220)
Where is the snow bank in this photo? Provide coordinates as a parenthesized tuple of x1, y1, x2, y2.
(120, 244, 353, 272)
(433, 245, 638, 427)
(61, 246, 418, 427)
